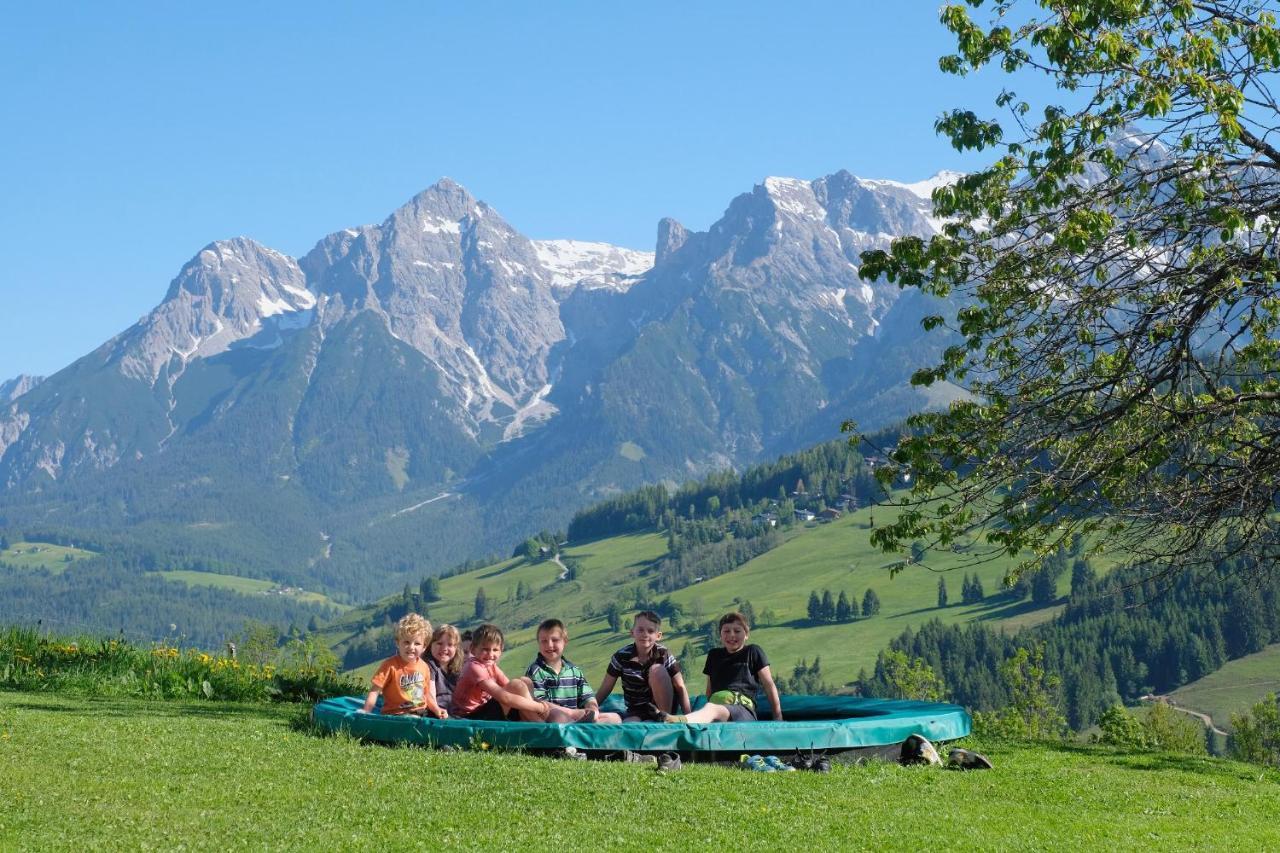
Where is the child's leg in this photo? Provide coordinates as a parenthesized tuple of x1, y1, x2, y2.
(647, 664, 675, 714)
(671, 703, 731, 723)
(594, 711, 623, 724)
(502, 679, 540, 721)
(543, 704, 593, 723)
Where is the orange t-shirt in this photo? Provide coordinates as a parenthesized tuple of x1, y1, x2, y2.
(370, 655, 436, 715)
(450, 658, 508, 715)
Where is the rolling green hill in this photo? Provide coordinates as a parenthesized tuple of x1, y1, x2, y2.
(0, 540, 95, 575)
(147, 570, 350, 611)
(1167, 644, 1280, 733)
(323, 502, 1088, 689)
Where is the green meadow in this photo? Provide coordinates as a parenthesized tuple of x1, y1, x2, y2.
(1169, 645, 1280, 733)
(0, 540, 95, 574)
(327, 503, 1106, 687)
(1, 691, 1276, 851)
(150, 570, 349, 610)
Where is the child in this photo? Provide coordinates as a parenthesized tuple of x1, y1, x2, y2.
(524, 619, 622, 724)
(667, 611, 782, 723)
(427, 623, 462, 712)
(595, 610, 691, 721)
(361, 613, 447, 718)
(451, 623, 594, 723)
(460, 629, 473, 659)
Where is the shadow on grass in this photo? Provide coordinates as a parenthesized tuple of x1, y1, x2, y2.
(972, 597, 1062, 623)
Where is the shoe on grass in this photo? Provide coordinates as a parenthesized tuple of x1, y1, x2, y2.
(764, 755, 796, 772)
(621, 749, 658, 765)
(947, 747, 994, 770)
(740, 754, 776, 772)
(656, 752, 683, 772)
(560, 746, 587, 761)
(900, 734, 942, 766)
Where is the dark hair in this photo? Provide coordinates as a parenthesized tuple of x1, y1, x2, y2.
(719, 611, 750, 631)
(537, 618, 567, 638)
(460, 629, 474, 642)
(471, 623, 504, 649)
(634, 610, 662, 628)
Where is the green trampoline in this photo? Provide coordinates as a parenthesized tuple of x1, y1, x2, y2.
(311, 694, 970, 756)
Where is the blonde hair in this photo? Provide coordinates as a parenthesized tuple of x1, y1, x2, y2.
(395, 613, 432, 644)
(430, 623, 463, 676)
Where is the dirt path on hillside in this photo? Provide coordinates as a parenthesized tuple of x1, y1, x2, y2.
(1150, 696, 1229, 737)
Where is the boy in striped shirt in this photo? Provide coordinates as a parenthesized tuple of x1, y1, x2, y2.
(523, 619, 622, 724)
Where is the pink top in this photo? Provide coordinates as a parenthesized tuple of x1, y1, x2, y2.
(450, 657, 509, 715)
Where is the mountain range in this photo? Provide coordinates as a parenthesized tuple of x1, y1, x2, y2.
(0, 169, 963, 605)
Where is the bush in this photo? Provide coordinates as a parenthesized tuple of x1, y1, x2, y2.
(1097, 703, 1206, 755)
(972, 644, 1067, 741)
(1231, 693, 1280, 767)
(1097, 705, 1150, 749)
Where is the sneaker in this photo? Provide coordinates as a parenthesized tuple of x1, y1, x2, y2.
(740, 754, 776, 772)
(620, 749, 658, 765)
(764, 755, 796, 772)
(900, 734, 942, 766)
(947, 747, 994, 770)
(812, 755, 831, 774)
(656, 752, 683, 773)
(560, 746, 587, 761)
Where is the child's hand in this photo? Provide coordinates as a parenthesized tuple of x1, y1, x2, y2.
(436, 707, 449, 719)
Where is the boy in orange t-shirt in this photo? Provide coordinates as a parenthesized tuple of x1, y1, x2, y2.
(361, 613, 447, 717)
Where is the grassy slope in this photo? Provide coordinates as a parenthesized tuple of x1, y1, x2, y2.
(1, 691, 1276, 850)
(1168, 644, 1280, 732)
(0, 541, 95, 574)
(148, 570, 348, 609)
(326, 503, 1108, 688)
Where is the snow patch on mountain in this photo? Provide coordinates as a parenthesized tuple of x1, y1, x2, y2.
(532, 239, 653, 290)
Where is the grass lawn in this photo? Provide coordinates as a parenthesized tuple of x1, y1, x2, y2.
(149, 570, 348, 609)
(0, 541, 95, 574)
(1168, 644, 1280, 732)
(1, 691, 1277, 850)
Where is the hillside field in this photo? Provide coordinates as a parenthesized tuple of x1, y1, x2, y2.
(1168, 644, 1280, 733)
(148, 570, 349, 610)
(326, 503, 1106, 687)
(0, 540, 95, 575)
(1, 691, 1276, 850)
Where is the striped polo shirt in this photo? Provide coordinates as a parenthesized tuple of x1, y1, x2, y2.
(524, 654, 593, 709)
(606, 643, 682, 713)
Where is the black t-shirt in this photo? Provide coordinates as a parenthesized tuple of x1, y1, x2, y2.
(703, 644, 769, 695)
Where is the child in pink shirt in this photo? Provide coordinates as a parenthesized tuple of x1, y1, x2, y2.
(450, 623, 597, 722)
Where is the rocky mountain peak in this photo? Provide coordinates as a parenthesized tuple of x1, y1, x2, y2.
(0, 375, 43, 404)
(655, 218, 689, 265)
(115, 238, 311, 384)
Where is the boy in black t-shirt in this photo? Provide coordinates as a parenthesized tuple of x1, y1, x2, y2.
(664, 611, 783, 723)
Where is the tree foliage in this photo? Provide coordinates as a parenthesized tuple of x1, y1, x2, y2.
(859, 1, 1280, 580)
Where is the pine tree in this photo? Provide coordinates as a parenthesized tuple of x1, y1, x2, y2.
(474, 587, 490, 621)
(820, 589, 836, 622)
(862, 588, 881, 617)
(807, 590, 822, 622)
(937, 577, 948, 608)
(836, 590, 852, 622)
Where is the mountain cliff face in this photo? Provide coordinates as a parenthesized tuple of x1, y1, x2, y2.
(0, 169, 958, 597)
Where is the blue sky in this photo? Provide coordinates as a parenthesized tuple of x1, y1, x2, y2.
(1, 2, 1028, 379)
